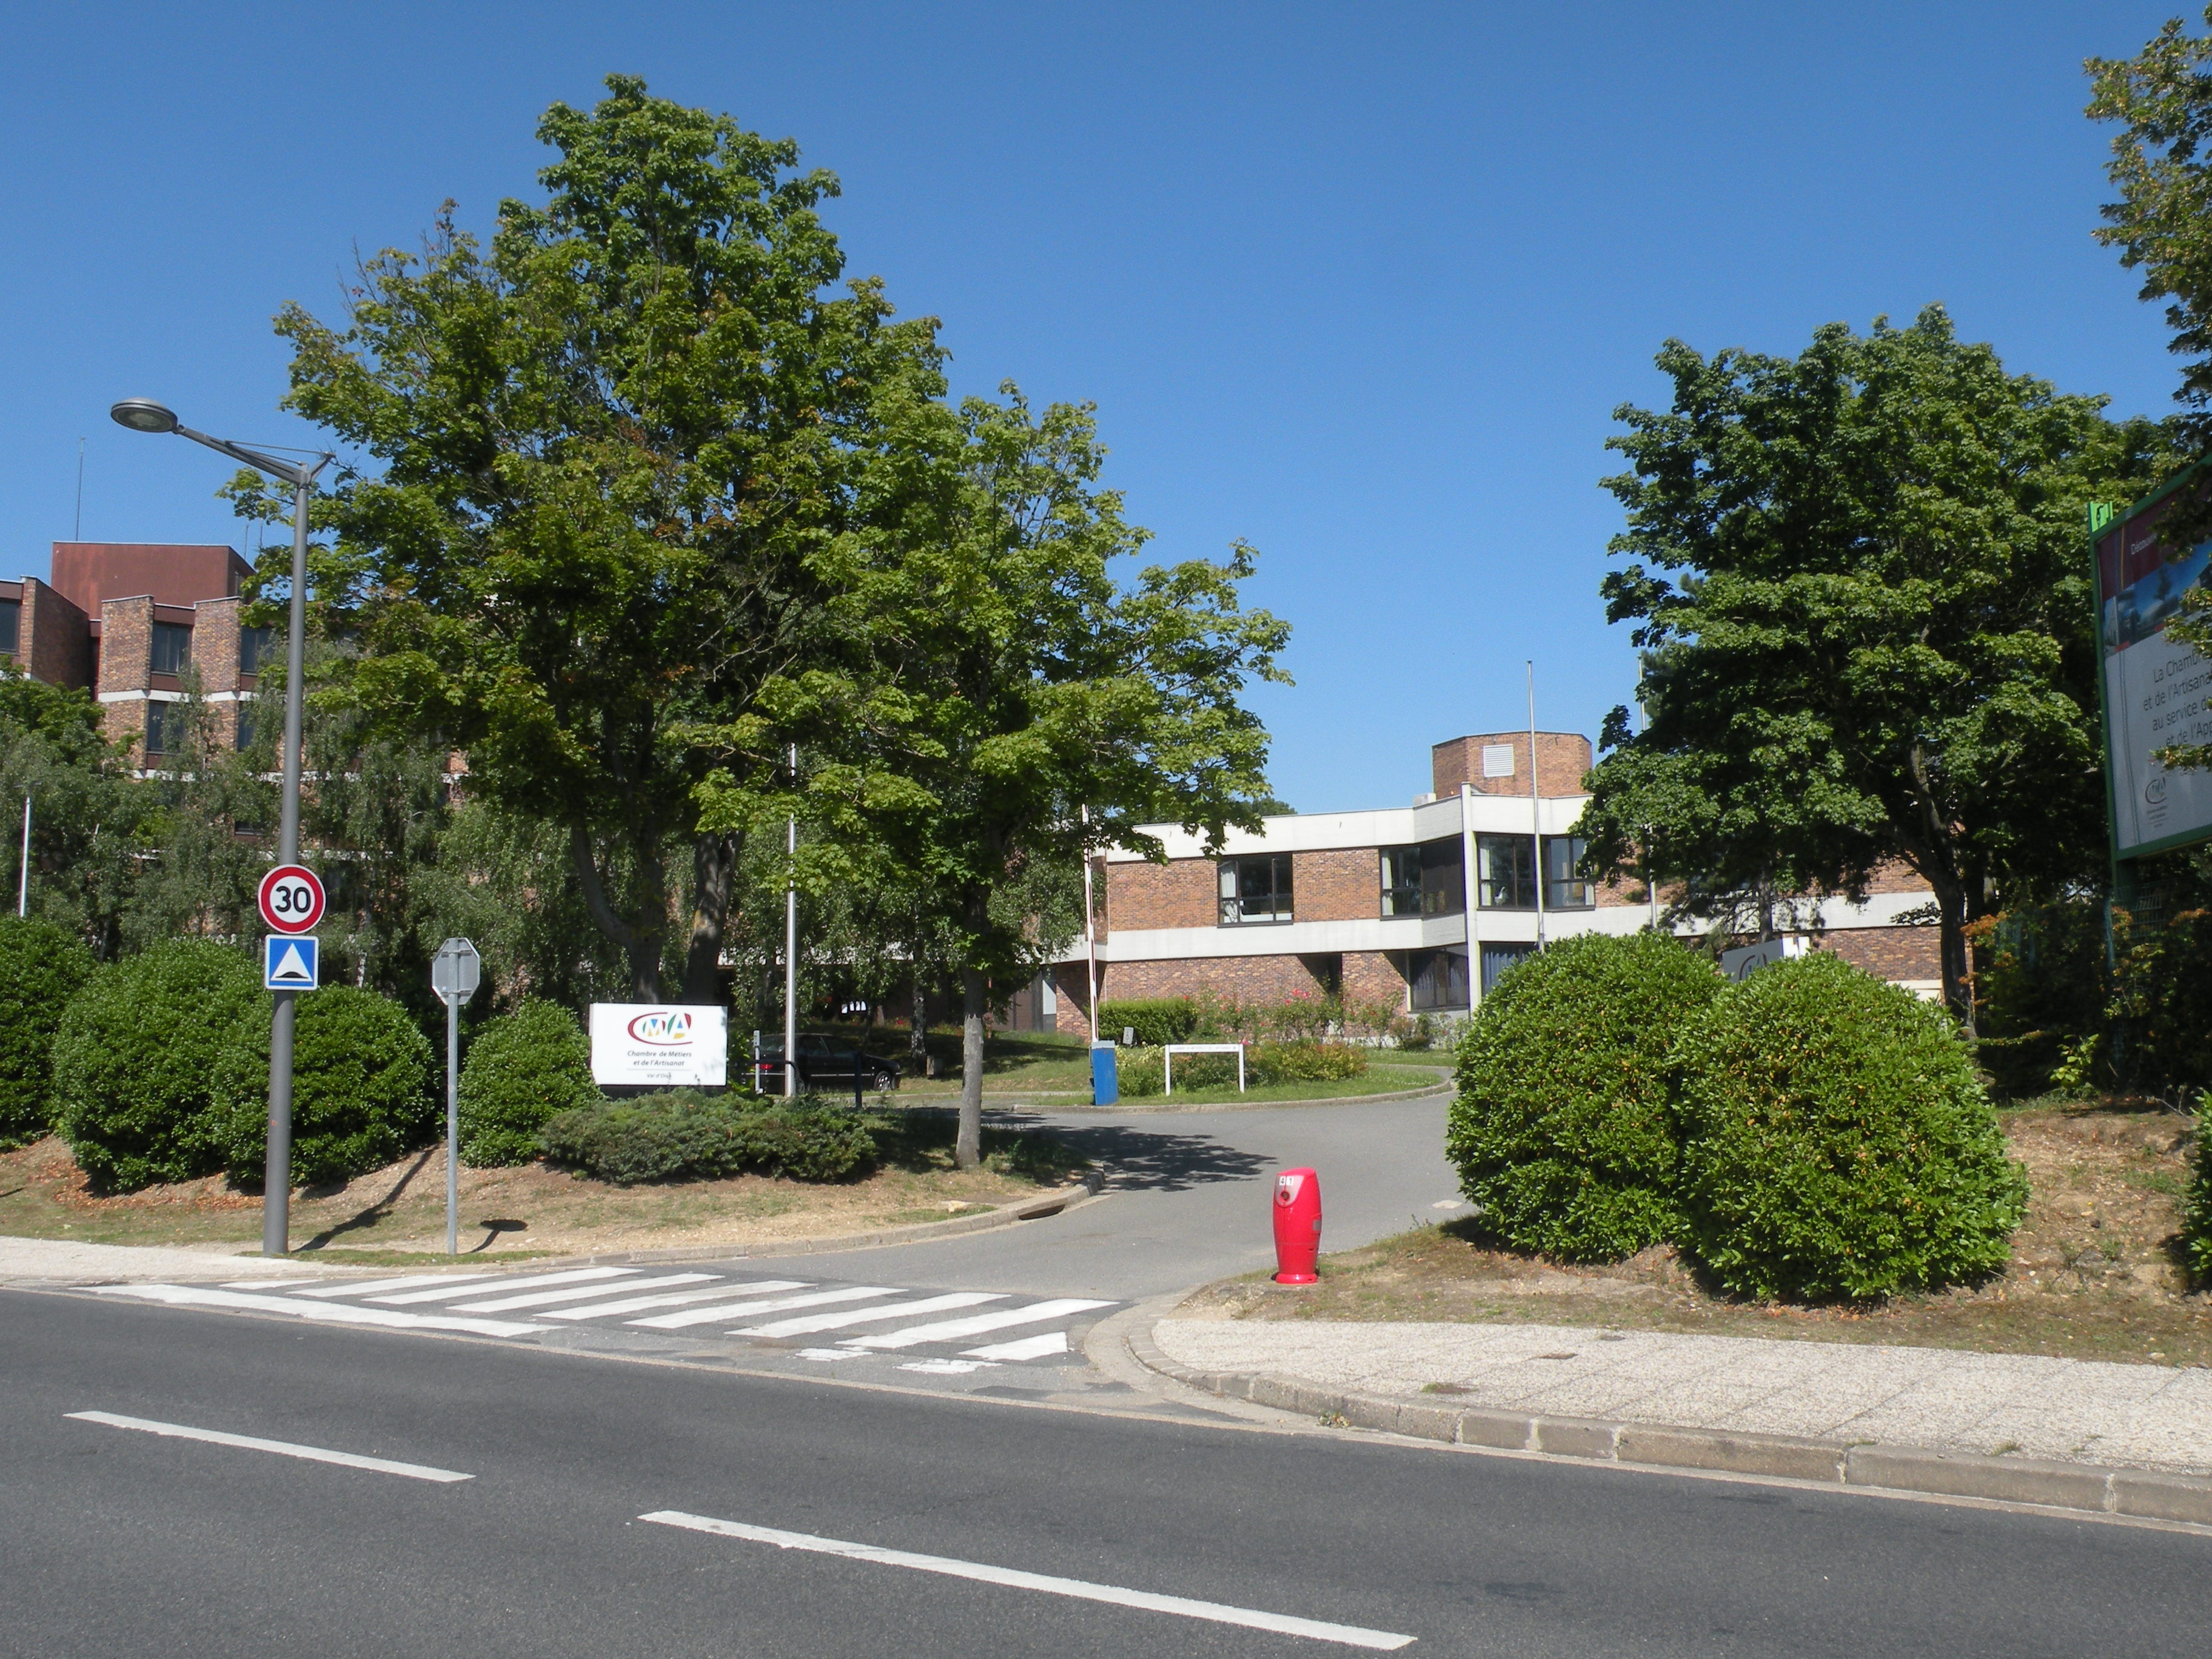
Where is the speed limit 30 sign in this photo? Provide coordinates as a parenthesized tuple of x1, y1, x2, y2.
(258, 864, 326, 934)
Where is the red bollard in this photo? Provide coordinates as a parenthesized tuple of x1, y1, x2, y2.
(1272, 1167, 1322, 1284)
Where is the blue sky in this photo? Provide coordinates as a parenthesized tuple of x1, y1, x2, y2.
(0, 2, 2187, 811)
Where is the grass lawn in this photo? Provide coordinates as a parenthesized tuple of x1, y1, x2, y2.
(879, 1027, 1449, 1105)
(1179, 1098, 2212, 1367)
(0, 1108, 1087, 1263)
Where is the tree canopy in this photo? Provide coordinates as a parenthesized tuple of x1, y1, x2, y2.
(1578, 307, 2173, 1022)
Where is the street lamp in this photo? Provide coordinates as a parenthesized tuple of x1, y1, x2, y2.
(110, 398, 331, 1257)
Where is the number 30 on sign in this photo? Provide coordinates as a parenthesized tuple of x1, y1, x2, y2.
(258, 865, 325, 934)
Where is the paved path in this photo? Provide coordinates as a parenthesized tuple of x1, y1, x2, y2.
(0, 1236, 321, 1282)
(1156, 1316, 2212, 1476)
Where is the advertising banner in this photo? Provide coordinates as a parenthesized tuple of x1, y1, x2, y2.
(588, 1003, 728, 1087)
(2096, 494, 2212, 860)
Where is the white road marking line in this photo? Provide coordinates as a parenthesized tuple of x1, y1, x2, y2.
(92, 1283, 552, 1337)
(637, 1512, 1415, 1651)
(736, 1292, 1004, 1338)
(541, 1279, 809, 1321)
(629, 1287, 899, 1331)
(900, 1359, 994, 1375)
(370, 1267, 638, 1304)
(69, 1412, 471, 1483)
(843, 1298, 1114, 1351)
(450, 1272, 718, 1313)
(285, 1273, 490, 1298)
(219, 1279, 323, 1290)
(796, 1348, 865, 1361)
(963, 1330, 1068, 1362)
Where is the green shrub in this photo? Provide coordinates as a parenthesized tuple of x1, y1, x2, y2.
(1448, 931, 1722, 1262)
(1098, 999, 1198, 1046)
(2184, 1094, 2212, 1282)
(540, 1090, 876, 1185)
(0, 917, 93, 1148)
(457, 998, 597, 1166)
(1109, 1045, 1241, 1096)
(1250, 1040, 1366, 1084)
(1113, 1046, 1165, 1097)
(52, 938, 260, 1191)
(213, 985, 436, 1188)
(1672, 951, 2028, 1301)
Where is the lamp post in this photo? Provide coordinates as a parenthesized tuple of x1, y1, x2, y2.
(110, 399, 330, 1256)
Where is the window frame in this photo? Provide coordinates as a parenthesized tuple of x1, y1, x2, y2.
(150, 620, 192, 677)
(1542, 834, 1595, 910)
(238, 625, 273, 677)
(1218, 853, 1294, 925)
(1476, 833, 1537, 910)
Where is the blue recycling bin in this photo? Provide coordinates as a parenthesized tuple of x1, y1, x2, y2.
(1090, 1044, 1119, 1107)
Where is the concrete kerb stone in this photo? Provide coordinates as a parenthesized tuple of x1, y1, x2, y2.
(1125, 1329, 2212, 1524)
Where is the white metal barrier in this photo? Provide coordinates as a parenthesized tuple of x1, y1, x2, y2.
(1162, 1042, 1247, 1094)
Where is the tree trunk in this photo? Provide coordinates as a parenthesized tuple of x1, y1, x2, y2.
(1931, 873, 1975, 1037)
(909, 971, 929, 1068)
(957, 962, 985, 1170)
(569, 823, 663, 1000)
(682, 831, 742, 1003)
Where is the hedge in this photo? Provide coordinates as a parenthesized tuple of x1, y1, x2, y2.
(1098, 999, 1198, 1047)
(1447, 931, 1721, 1262)
(0, 917, 93, 1148)
(2184, 1093, 2212, 1282)
(539, 1090, 875, 1185)
(52, 938, 260, 1191)
(214, 985, 436, 1188)
(1250, 1040, 1366, 1084)
(457, 998, 597, 1166)
(1672, 951, 2028, 1301)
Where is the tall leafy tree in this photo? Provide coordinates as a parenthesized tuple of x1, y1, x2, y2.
(724, 387, 1287, 1165)
(1580, 307, 2171, 1024)
(257, 75, 943, 999)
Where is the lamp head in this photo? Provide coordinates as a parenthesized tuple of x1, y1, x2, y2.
(109, 399, 179, 435)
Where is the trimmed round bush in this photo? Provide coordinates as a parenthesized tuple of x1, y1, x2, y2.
(539, 1090, 875, 1184)
(52, 938, 259, 1192)
(1672, 951, 2028, 1301)
(0, 917, 93, 1148)
(214, 985, 436, 1188)
(1448, 931, 1722, 1261)
(456, 998, 597, 1166)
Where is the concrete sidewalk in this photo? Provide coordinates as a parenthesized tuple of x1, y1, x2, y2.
(1155, 1316, 2212, 1480)
(0, 1236, 328, 1284)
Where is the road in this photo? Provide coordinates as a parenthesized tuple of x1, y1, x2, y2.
(7, 1287, 2207, 1658)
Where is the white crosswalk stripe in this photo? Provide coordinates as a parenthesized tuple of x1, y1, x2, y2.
(842, 1299, 1115, 1350)
(963, 1331, 1069, 1362)
(369, 1267, 638, 1305)
(450, 1273, 719, 1313)
(283, 1273, 492, 1298)
(539, 1280, 807, 1321)
(735, 1292, 1004, 1339)
(93, 1283, 552, 1337)
(629, 1286, 899, 1330)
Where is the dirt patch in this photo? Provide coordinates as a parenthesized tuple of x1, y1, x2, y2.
(1179, 1101, 2212, 1367)
(0, 1114, 1084, 1261)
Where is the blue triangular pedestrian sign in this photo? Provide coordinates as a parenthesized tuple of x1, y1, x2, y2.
(264, 934, 319, 991)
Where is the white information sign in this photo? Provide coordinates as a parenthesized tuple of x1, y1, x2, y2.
(2096, 501, 2212, 860)
(589, 1003, 728, 1087)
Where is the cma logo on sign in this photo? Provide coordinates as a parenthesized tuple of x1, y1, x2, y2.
(2147, 773, 2171, 807)
(626, 1010, 695, 1047)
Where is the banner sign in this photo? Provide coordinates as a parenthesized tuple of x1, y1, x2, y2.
(2095, 492, 2212, 860)
(588, 1003, 728, 1087)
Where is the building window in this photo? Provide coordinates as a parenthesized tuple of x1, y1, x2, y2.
(1219, 854, 1293, 925)
(0, 599, 18, 659)
(1480, 942, 1536, 994)
(151, 622, 192, 677)
(1543, 835, 1594, 910)
(239, 625, 273, 675)
(1476, 834, 1535, 908)
(1381, 839, 1466, 917)
(1407, 948, 1469, 1011)
(144, 700, 180, 757)
(235, 700, 256, 752)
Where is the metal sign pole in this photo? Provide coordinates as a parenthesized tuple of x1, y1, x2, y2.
(446, 982, 459, 1256)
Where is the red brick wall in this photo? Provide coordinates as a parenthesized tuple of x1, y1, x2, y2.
(1294, 847, 1379, 922)
(98, 597, 153, 753)
(1433, 731, 1592, 799)
(1109, 858, 1218, 932)
(1815, 926, 1940, 982)
(1099, 954, 1331, 1005)
(1864, 858, 1932, 896)
(21, 580, 90, 689)
(1051, 963, 1094, 1037)
(1343, 949, 1407, 1010)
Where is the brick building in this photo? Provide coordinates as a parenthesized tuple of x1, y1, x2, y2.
(0, 542, 269, 763)
(1048, 729, 1943, 1037)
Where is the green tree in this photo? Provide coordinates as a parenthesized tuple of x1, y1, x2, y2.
(256, 75, 943, 1000)
(1579, 308, 2173, 1024)
(0, 917, 94, 1148)
(737, 388, 1287, 1165)
(0, 668, 155, 957)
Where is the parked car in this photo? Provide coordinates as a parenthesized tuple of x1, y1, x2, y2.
(751, 1034, 902, 1093)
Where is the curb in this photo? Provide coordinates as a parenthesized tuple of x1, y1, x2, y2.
(545, 1168, 1108, 1268)
(1125, 1329, 2212, 1526)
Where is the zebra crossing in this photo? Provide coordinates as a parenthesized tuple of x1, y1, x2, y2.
(89, 1265, 1114, 1374)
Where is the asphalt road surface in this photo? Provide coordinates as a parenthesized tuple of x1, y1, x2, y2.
(7, 1289, 2207, 1658)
